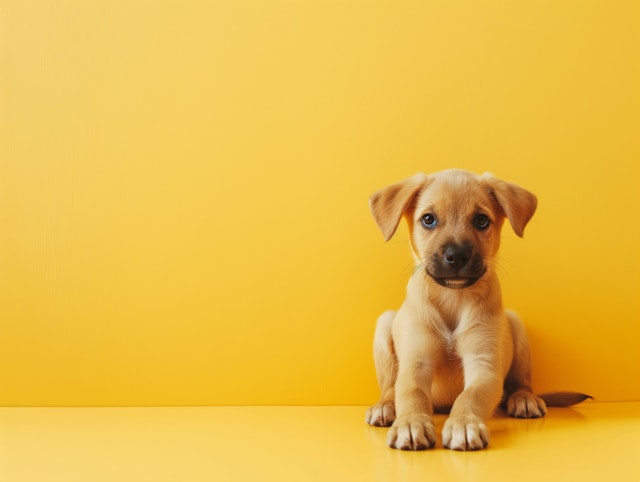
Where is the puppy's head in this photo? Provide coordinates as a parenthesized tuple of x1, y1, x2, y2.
(370, 169, 537, 289)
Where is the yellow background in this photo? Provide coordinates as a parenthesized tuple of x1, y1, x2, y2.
(1, 0, 638, 406)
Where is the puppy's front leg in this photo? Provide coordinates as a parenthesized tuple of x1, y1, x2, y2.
(442, 331, 503, 451)
(387, 322, 438, 450)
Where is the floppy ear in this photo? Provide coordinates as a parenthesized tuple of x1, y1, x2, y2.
(482, 173, 537, 237)
(369, 173, 427, 241)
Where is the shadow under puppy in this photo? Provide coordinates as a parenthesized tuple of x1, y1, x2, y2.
(366, 169, 590, 451)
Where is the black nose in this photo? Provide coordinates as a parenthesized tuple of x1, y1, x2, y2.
(443, 244, 472, 270)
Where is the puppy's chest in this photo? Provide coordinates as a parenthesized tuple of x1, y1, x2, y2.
(429, 306, 469, 358)
(433, 324, 460, 360)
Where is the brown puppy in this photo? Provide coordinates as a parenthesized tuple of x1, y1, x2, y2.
(366, 169, 587, 451)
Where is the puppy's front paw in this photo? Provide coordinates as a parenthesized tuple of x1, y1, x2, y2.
(507, 391, 547, 418)
(366, 401, 396, 427)
(387, 414, 436, 450)
(442, 416, 489, 451)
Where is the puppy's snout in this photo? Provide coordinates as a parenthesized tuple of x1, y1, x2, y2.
(443, 244, 472, 270)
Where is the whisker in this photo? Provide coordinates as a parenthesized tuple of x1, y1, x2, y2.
(401, 259, 424, 281)
(492, 256, 512, 283)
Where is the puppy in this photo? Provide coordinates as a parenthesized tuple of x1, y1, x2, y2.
(366, 169, 589, 451)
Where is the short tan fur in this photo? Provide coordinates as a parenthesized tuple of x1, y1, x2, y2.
(366, 169, 589, 451)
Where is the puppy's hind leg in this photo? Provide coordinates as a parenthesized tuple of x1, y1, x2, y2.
(366, 310, 398, 427)
(504, 310, 548, 418)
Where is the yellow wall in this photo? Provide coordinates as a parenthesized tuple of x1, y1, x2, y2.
(1, 1, 638, 406)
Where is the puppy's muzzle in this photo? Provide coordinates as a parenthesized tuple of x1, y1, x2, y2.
(427, 242, 487, 289)
(443, 244, 471, 270)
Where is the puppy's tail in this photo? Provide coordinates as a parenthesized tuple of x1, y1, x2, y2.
(539, 391, 593, 407)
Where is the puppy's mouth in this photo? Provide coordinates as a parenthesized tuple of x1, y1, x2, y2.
(429, 276, 481, 289)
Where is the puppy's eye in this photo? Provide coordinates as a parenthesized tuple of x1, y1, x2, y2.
(421, 213, 437, 230)
(473, 214, 490, 231)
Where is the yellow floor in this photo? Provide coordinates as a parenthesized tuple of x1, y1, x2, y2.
(0, 403, 638, 482)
